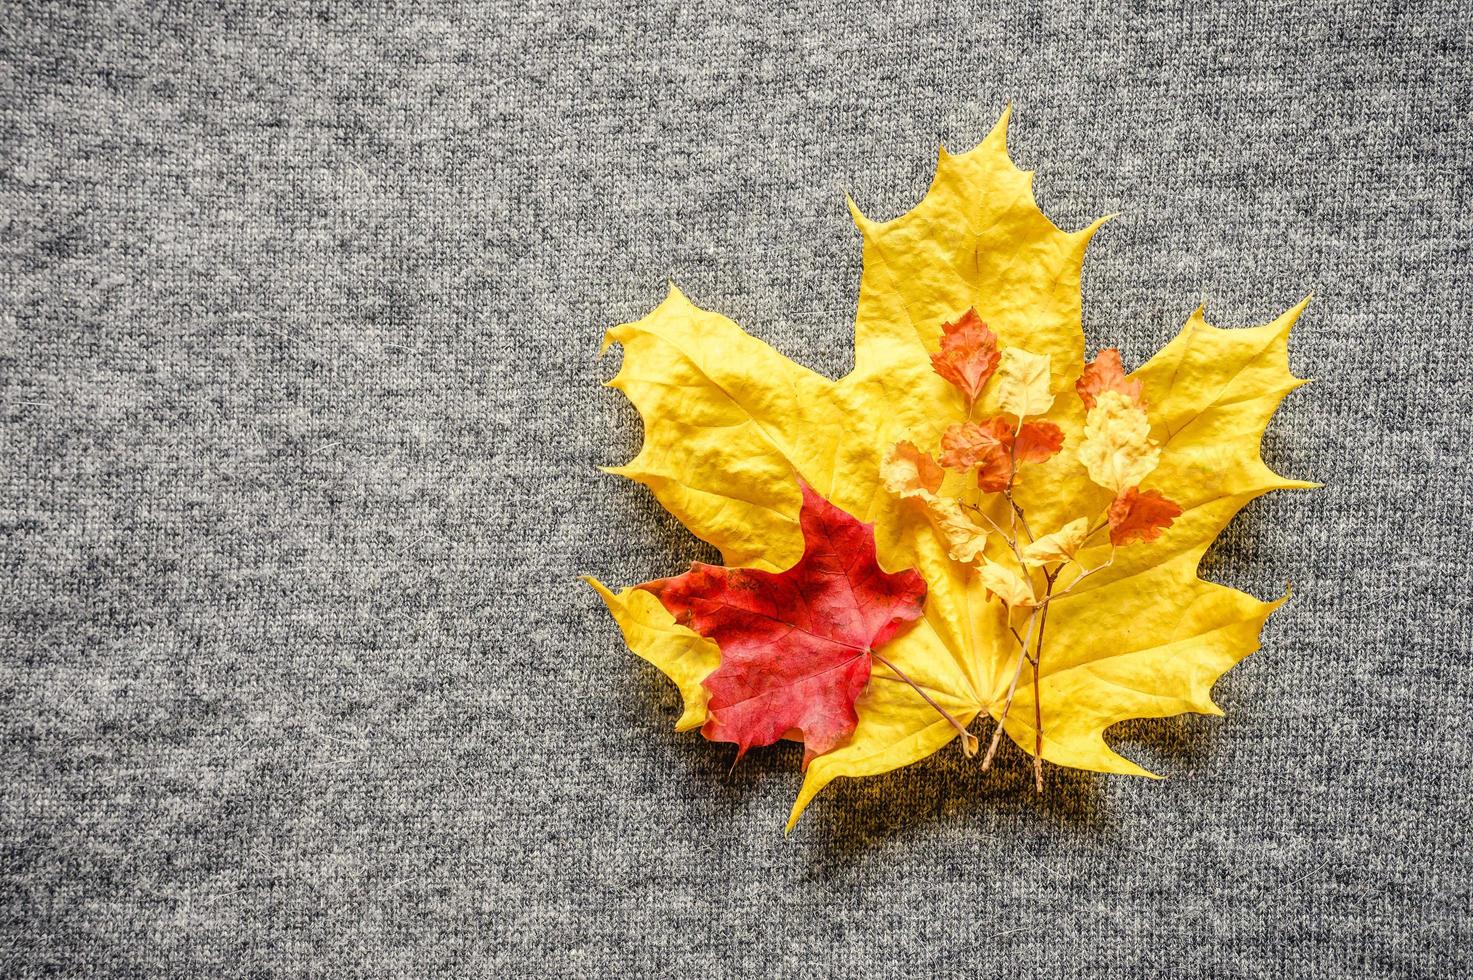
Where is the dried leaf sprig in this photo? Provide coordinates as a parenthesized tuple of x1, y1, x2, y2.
(882, 313, 1183, 791)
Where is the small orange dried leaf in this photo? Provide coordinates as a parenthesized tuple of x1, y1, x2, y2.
(939, 418, 1014, 492)
(1076, 348, 1144, 409)
(975, 449, 1013, 493)
(940, 417, 1062, 492)
(938, 418, 1010, 471)
(1014, 421, 1064, 464)
(1107, 487, 1184, 546)
(929, 308, 999, 405)
(881, 441, 943, 501)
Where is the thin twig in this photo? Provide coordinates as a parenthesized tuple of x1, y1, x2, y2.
(1002, 416, 1035, 544)
(966, 500, 1028, 568)
(872, 650, 978, 756)
(982, 608, 1037, 768)
(1048, 551, 1116, 600)
(966, 501, 1025, 562)
(1032, 653, 1045, 792)
(1005, 491, 1035, 543)
(1030, 569, 1056, 794)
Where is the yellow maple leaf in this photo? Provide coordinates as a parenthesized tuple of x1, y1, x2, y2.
(587, 108, 1313, 829)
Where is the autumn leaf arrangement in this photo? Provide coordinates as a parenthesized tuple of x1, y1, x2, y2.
(587, 109, 1313, 830)
(883, 319, 1189, 788)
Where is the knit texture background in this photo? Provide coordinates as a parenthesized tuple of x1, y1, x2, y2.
(3, 1, 1470, 976)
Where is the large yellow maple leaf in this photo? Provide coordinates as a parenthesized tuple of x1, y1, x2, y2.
(588, 109, 1312, 829)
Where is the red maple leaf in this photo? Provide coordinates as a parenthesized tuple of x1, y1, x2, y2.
(930, 308, 1000, 406)
(1107, 487, 1184, 545)
(1076, 348, 1145, 409)
(638, 480, 927, 765)
(940, 418, 1064, 492)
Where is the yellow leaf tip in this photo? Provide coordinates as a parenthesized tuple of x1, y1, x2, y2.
(1270, 583, 1295, 610)
(1079, 213, 1117, 243)
(601, 321, 640, 355)
(976, 104, 1016, 162)
(844, 192, 873, 232)
(1121, 757, 1164, 779)
(1268, 471, 1321, 492)
(604, 321, 635, 346)
(1277, 297, 1311, 334)
(582, 575, 618, 605)
(1203, 701, 1227, 718)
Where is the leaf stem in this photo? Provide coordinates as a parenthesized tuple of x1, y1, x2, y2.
(1005, 441, 1019, 542)
(1029, 568, 1056, 794)
(1048, 550, 1116, 600)
(1032, 651, 1045, 792)
(871, 649, 979, 757)
(966, 500, 1028, 569)
(987, 565, 1058, 787)
(1005, 491, 1034, 543)
(982, 607, 1037, 769)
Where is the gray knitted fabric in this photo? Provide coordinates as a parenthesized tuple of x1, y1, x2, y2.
(3, 2, 1470, 977)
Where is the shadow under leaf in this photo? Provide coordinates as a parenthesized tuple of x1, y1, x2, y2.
(795, 710, 1228, 860)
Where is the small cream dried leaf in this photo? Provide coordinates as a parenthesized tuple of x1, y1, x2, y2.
(881, 441, 944, 501)
(996, 348, 1055, 421)
(927, 498, 990, 564)
(977, 557, 1036, 607)
(1077, 390, 1160, 492)
(1021, 517, 1091, 567)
